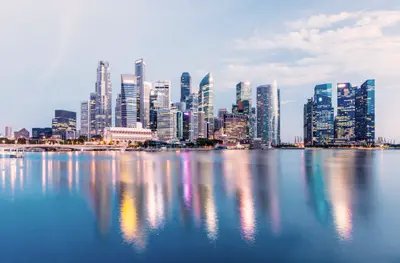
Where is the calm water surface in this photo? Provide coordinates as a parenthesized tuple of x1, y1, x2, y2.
(0, 150, 399, 262)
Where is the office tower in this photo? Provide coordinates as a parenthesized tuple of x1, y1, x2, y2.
(153, 81, 171, 109)
(135, 58, 146, 122)
(157, 109, 175, 142)
(149, 89, 159, 132)
(355, 79, 375, 144)
(218, 108, 228, 119)
(199, 73, 214, 139)
(224, 113, 248, 143)
(89, 93, 97, 138)
(52, 110, 77, 140)
(314, 84, 334, 145)
(80, 101, 90, 137)
(187, 92, 199, 141)
(121, 74, 138, 128)
(142, 81, 152, 128)
(171, 102, 186, 112)
(95, 61, 112, 135)
(180, 72, 192, 104)
(336, 83, 356, 143)
(232, 104, 238, 114)
(183, 112, 191, 141)
(236, 81, 252, 105)
(249, 107, 256, 139)
(198, 111, 206, 139)
(303, 98, 314, 146)
(176, 111, 183, 140)
(115, 94, 122, 127)
(4, 126, 12, 139)
(256, 81, 280, 146)
(32, 128, 52, 140)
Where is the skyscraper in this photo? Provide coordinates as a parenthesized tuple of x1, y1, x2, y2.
(187, 92, 199, 141)
(180, 72, 192, 104)
(314, 84, 334, 145)
(4, 126, 12, 139)
(142, 81, 152, 128)
(355, 79, 375, 144)
(120, 74, 138, 128)
(336, 83, 356, 143)
(52, 110, 77, 140)
(157, 109, 175, 142)
(80, 101, 90, 138)
(115, 94, 122, 127)
(95, 61, 112, 135)
(153, 81, 171, 109)
(303, 98, 314, 146)
(199, 73, 214, 139)
(89, 93, 97, 138)
(256, 82, 280, 146)
(224, 113, 248, 143)
(236, 81, 252, 105)
(135, 58, 146, 123)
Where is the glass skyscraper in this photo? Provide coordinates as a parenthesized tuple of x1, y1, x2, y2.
(180, 72, 192, 104)
(52, 110, 77, 140)
(199, 73, 214, 139)
(256, 82, 280, 146)
(120, 74, 138, 128)
(303, 98, 314, 146)
(135, 58, 146, 123)
(80, 101, 90, 137)
(89, 93, 97, 138)
(236, 81, 252, 105)
(336, 83, 356, 143)
(95, 61, 112, 135)
(313, 84, 334, 145)
(355, 79, 375, 144)
(115, 94, 122, 127)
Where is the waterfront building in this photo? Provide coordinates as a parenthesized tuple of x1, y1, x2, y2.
(95, 61, 112, 135)
(256, 81, 280, 146)
(223, 113, 248, 143)
(4, 126, 12, 139)
(89, 92, 97, 138)
(336, 83, 356, 143)
(135, 58, 146, 123)
(199, 73, 214, 139)
(355, 79, 375, 144)
(180, 72, 192, 104)
(187, 93, 199, 141)
(314, 84, 334, 145)
(52, 110, 77, 140)
(249, 107, 256, 139)
(176, 111, 184, 140)
(32, 128, 52, 140)
(157, 109, 175, 142)
(115, 94, 122, 127)
(80, 101, 90, 137)
(303, 98, 314, 146)
(142, 81, 152, 128)
(14, 128, 29, 139)
(120, 74, 138, 128)
(153, 81, 171, 109)
(198, 111, 206, 139)
(183, 112, 191, 141)
(103, 126, 153, 144)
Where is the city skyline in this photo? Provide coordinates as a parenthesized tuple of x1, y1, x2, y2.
(1, 1, 399, 141)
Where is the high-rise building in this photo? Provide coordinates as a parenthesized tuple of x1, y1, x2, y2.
(120, 74, 138, 128)
(52, 110, 77, 140)
(115, 94, 122, 127)
(314, 84, 334, 145)
(224, 113, 248, 143)
(198, 111, 206, 139)
(236, 81, 252, 105)
(80, 101, 90, 137)
(218, 108, 228, 119)
(153, 81, 171, 109)
(303, 98, 314, 146)
(89, 93, 97, 138)
(180, 72, 192, 104)
(135, 58, 146, 123)
(183, 112, 191, 141)
(336, 83, 356, 143)
(187, 93, 199, 141)
(355, 79, 375, 144)
(4, 126, 12, 139)
(199, 73, 214, 139)
(256, 82, 280, 146)
(142, 81, 152, 128)
(157, 109, 175, 142)
(95, 61, 112, 135)
(249, 107, 256, 139)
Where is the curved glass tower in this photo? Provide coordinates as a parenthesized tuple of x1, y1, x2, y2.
(199, 73, 214, 139)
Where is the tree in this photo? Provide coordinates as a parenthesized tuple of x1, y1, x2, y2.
(17, 138, 26, 144)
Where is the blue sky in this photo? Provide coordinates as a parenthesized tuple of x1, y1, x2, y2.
(1, 0, 400, 142)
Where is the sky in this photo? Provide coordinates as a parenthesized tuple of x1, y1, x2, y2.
(1, 0, 400, 142)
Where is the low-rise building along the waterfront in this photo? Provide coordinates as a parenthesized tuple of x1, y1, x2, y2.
(103, 126, 153, 144)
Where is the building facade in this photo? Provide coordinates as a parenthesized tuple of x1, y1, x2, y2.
(314, 84, 334, 145)
(115, 94, 122, 127)
(180, 72, 192, 104)
(14, 128, 30, 139)
(355, 79, 375, 144)
(199, 73, 214, 139)
(121, 74, 138, 128)
(32, 128, 52, 140)
(236, 81, 252, 105)
(336, 83, 356, 143)
(80, 101, 90, 138)
(89, 92, 97, 138)
(52, 110, 77, 140)
(95, 61, 112, 135)
(256, 82, 280, 146)
(4, 126, 12, 139)
(223, 113, 248, 143)
(157, 109, 175, 142)
(142, 81, 152, 128)
(104, 127, 152, 144)
(135, 58, 146, 123)
(303, 98, 314, 146)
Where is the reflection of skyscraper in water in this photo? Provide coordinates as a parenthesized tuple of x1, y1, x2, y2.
(353, 150, 374, 219)
(253, 151, 281, 234)
(302, 150, 332, 225)
(178, 153, 193, 225)
(327, 151, 354, 241)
